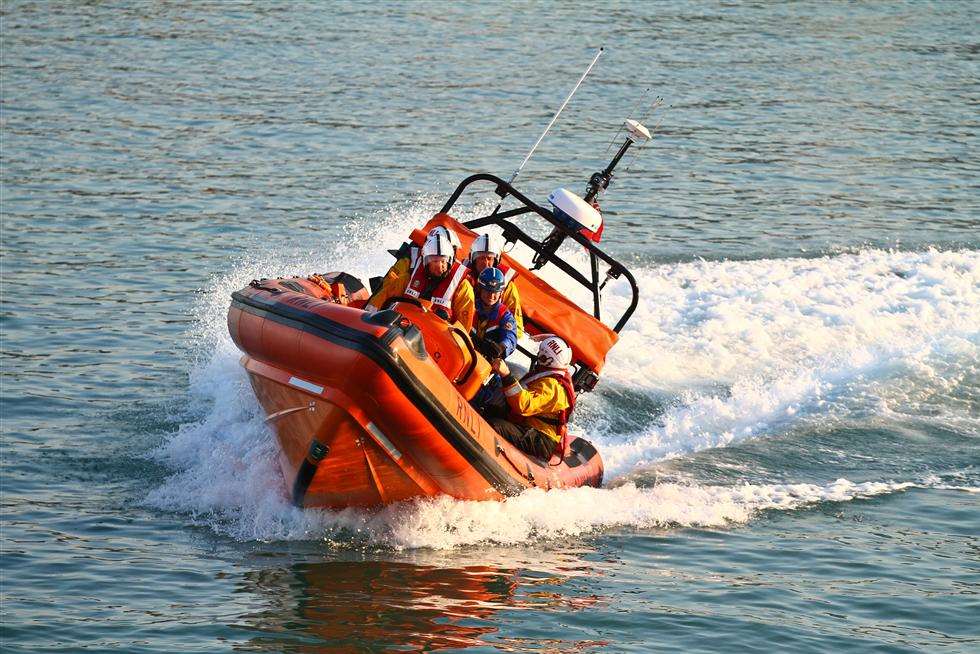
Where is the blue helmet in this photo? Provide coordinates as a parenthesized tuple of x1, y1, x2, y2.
(477, 266, 506, 293)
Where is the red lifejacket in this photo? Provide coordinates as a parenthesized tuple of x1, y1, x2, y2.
(405, 259, 468, 320)
(517, 367, 577, 441)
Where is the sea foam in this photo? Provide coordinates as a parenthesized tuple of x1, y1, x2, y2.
(146, 201, 980, 547)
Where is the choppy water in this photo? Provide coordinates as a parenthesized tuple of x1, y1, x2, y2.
(3, 2, 978, 652)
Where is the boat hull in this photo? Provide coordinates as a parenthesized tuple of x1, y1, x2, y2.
(228, 277, 603, 509)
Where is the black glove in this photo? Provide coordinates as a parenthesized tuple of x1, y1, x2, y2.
(477, 339, 504, 360)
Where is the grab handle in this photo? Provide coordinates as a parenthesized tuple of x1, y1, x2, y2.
(380, 295, 426, 312)
(450, 326, 479, 386)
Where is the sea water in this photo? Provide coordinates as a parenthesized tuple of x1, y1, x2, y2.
(2, 2, 978, 652)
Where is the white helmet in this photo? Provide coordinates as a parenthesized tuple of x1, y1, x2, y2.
(428, 226, 461, 254)
(536, 336, 573, 369)
(422, 231, 453, 261)
(470, 233, 502, 263)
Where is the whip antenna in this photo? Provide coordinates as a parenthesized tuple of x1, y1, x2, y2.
(507, 47, 604, 186)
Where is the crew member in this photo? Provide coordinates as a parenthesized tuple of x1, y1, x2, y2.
(366, 231, 474, 331)
(468, 233, 524, 337)
(472, 267, 517, 361)
(489, 335, 576, 460)
(381, 226, 462, 289)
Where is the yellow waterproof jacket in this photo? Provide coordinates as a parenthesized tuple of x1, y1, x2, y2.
(381, 255, 412, 288)
(501, 374, 570, 443)
(501, 282, 524, 338)
(368, 266, 475, 332)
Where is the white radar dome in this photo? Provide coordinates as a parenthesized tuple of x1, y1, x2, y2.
(547, 188, 602, 233)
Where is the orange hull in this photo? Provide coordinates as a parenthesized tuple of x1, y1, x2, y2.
(228, 277, 603, 509)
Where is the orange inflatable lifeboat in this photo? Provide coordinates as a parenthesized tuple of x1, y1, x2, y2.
(228, 172, 640, 509)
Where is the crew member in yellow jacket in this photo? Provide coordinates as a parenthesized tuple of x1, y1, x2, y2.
(489, 335, 577, 460)
(379, 226, 462, 290)
(366, 231, 475, 332)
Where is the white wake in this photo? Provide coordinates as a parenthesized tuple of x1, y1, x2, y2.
(146, 201, 980, 548)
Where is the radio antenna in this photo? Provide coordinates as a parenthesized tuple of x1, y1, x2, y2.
(604, 87, 652, 157)
(507, 47, 604, 186)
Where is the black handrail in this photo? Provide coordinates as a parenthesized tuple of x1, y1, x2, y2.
(449, 326, 479, 386)
(440, 173, 639, 334)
